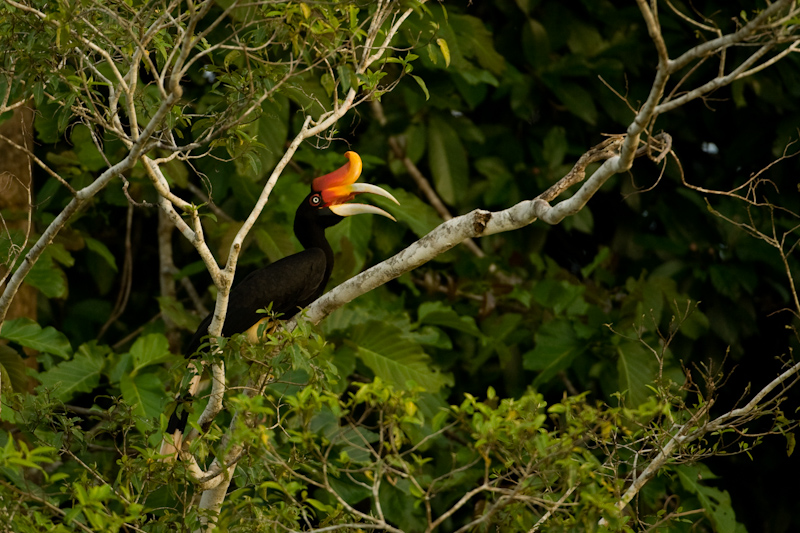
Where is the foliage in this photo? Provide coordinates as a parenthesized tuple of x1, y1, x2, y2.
(1, 0, 800, 532)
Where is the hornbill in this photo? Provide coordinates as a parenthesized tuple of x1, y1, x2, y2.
(161, 151, 398, 456)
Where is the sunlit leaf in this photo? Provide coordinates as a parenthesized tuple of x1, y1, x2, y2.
(436, 38, 450, 67)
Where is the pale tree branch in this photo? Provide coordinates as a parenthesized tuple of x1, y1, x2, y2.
(601, 359, 800, 524)
(183, 3, 431, 526)
(2, 0, 799, 529)
(370, 99, 486, 259)
(304, 133, 670, 324)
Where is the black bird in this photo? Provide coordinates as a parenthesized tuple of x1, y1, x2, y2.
(162, 151, 398, 456)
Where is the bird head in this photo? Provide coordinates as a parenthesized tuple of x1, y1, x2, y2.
(308, 151, 399, 222)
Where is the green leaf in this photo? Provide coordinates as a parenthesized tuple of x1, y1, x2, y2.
(709, 263, 757, 300)
(522, 18, 550, 70)
(542, 126, 567, 170)
(418, 301, 483, 338)
(0, 344, 28, 393)
(524, 320, 587, 387)
(677, 464, 739, 533)
(329, 475, 372, 505)
(327, 215, 372, 281)
(223, 50, 240, 69)
(120, 372, 166, 423)
(0, 318, 72, 358)
(549, 81, 598, 125)
(320, 72, 335, 96)
(157, 296, 202, 332)
(616, 342, 657, 406)
(371, 186, 443, 238)
(47, 242, 75, 268)
(347, 321, 453, 393)
(254, 227, 297, 263)
(284, 73, 328, 116)
(580, 247, 611, 279)
(337, 65, 356, 94)
(84, 237, 118, 272)
(161, 157, 189, 188)
(410, 74, 430, 100)
(129, 333, 172, 374)
(567, 22, 607, 58)
(36, 345, 105, 401)
(427, 114, 468, 205)
(70, 124, 107, 172)
(531, 279, 589, 316)
(25, 251, 68, 299)
(436, 38, 450, 67)
(251, 96, 290, 174)
(449, 14, 506, 75)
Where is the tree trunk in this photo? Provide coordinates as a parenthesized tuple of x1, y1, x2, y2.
(0, 104, 37, 371)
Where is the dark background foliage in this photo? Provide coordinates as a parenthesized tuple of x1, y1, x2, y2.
(2, 1, 799, 531)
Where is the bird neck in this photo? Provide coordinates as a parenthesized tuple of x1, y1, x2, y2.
(295, 218, 335, 285)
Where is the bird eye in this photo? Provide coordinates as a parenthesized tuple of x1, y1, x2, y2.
(309, 194, 322, 206)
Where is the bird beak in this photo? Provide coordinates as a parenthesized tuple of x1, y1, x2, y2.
(313, 151, 400, 221)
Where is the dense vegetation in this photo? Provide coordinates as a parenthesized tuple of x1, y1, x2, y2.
(1, 1, 799, 531)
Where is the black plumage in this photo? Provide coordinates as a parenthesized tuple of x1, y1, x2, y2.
(183, 201, 342, 357)
(161, 152, 398, 456)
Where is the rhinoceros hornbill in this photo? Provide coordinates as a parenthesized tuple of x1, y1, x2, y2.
(161, 151, 399, 456)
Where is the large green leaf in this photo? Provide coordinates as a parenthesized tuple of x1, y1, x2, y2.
(283, 73, 328, 117)
(531, 279, 589, 316)
(158, 296, 202, 333)
(254, 226, 297, 263)
(120, 372, 166, 424)
(161, 156, 189, 188)
(0, 344, 28, 393)
(616, 342, 657, 407)
(371, 186, 443, 238)
(36, 343, 105, 402)
(524, 320, 587, 387)
(327, 215, 372, 282)
(522, 18, 550, 70)
(546, 81, 598, 125)
(347, 321, 452, 393)
(417, 301, 483, 338)
(542, 126, 567, 170)
(677, 464, 739, 533)
(0, 318, 72, 359)
(449, 14, 506, 75)
(427, 114, 468, 205)
(129, 333, 173, 374)
(84, 236, 118, 272)
(235, 96, 290, 178)
(70, 124, 107, 171)
(329, 475, 372, 506)
(25, 251, 68, 299)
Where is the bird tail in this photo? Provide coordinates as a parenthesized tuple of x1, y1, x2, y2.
(159, 368, 202, 459)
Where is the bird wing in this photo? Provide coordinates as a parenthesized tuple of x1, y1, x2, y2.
(184, 248, 328, 356)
